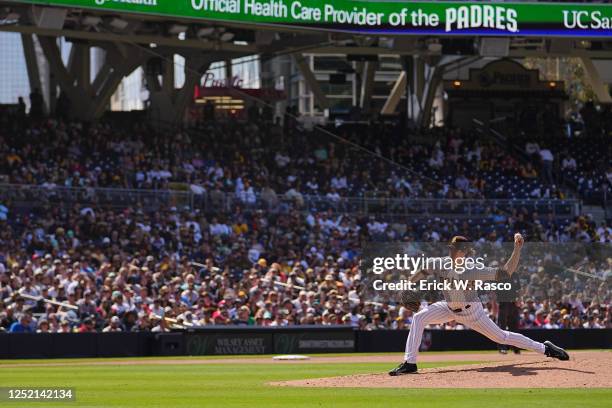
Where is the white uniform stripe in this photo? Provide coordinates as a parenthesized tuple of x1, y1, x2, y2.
(467, 308, 546, 354)
(404, 301, 545, 363)
(404, 302, 455, 363)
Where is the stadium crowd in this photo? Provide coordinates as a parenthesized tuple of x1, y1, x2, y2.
(0, 200, 609, 333)
(0, 116, 597, 203)
(0, 113, 609, 333)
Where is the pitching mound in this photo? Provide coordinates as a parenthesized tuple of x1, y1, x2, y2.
(272, 351, 612, 388)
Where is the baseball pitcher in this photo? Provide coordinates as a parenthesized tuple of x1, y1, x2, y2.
(389, 234, 569, 376)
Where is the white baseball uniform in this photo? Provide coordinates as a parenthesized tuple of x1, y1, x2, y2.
(404, 260, 546, 363)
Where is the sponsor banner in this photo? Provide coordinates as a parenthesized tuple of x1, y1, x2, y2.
(185, 332, 273, 355)
(184, 328, 354, 355)
(274, 329, 355, 353)
(9, 0, 612, 38)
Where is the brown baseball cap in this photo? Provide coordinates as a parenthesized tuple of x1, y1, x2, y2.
(448, 236, 473, 252)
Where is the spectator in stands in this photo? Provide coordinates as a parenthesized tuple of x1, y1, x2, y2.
(16, 97, 26, 126)
(9, 313, 33, 333)
(539, 146, 555, 184)
(520, 162, 538, 179)
(37, 319, 50, 333)
(0, 116, 609, 333)
(28, 88, 44, 120)
(561, 154, 577, 172)
(103, 316, 123, 332)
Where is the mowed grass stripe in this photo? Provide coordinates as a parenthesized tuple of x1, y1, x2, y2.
(0, 362, 609, 408)
(1, 349, 607, 366)
(0, 350, 506, 366)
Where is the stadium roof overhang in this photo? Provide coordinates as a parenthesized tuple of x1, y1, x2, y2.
(3, 1, 612, 123)
(3, 1, 612, 58)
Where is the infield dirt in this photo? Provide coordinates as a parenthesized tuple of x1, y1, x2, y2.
(271, 351, 612, 388)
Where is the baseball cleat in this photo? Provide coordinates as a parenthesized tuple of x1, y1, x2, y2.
(388, 361, 418, 376)
(544, 341, 569, 361)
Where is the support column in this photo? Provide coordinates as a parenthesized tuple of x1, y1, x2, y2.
(38, 36, 146, 120)
(359, 61, 377, 113)
(403, 56, 417, 121)
(21, 33, 46, 113)
(580, 57, 612, 104)
(381, 56, 459, 127)
(224, 58, 232, 82)
(162, 58, 175, 94)
(90, 46, 145, 118)
(293, 53, 329, 110)
(145, 52, 214, 123)
(419, 68, 443, 128)
(68, 43, 91, 92)
(173, 55, 213, 123)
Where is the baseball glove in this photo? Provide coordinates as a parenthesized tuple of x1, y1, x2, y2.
(400, 289, 422, 312)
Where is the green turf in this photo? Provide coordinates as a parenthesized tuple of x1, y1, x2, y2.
(1, 349, 607, 365)
(0, 357, 609, 408)
(0, 351, 500, 365)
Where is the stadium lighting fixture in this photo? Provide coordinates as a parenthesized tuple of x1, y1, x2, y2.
(109, 17, 129, 31)
(220, 32, 235, 42)
(427, 42, 443, 54)
(82, 15, 102, 27)
(0, 9, 19, 22)
(378, 37, 395, 49)
(168, 24, 188, 35)
(197, 27, 215, 38)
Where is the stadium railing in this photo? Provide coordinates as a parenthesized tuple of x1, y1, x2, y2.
(0, 183, 581, 218)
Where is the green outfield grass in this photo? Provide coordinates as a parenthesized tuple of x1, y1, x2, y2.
(0, 350, 504, 365)
(0, 355, 609, 408)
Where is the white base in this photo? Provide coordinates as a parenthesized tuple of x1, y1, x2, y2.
(272, 355, 310, 360)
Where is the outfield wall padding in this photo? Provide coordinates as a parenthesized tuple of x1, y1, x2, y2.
(0, 328, 609, 359)
(183, 326, 356, 355)
(354, 328, 612, 352)
(1, 332, 153, 359)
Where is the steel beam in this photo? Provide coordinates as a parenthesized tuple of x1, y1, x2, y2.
(20, 33, 45, 111)
(293, 53, 329, 110)
(38, 35, 75, 92)
(381, 71, 407, 115)
(0, 24, 256, 54)
(90, 45, 147, 118)
(38, 35, 148, 119)
(67, 42, 90, 91)
(144, 52, 216, 123)
(359, 61, 377, 113)
(173, 55, 214, 123)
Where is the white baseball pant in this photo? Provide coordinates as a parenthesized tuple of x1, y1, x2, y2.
(404, 301, 546, 363)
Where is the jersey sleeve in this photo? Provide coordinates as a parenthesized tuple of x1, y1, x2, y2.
(460, 266, 498, 281)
